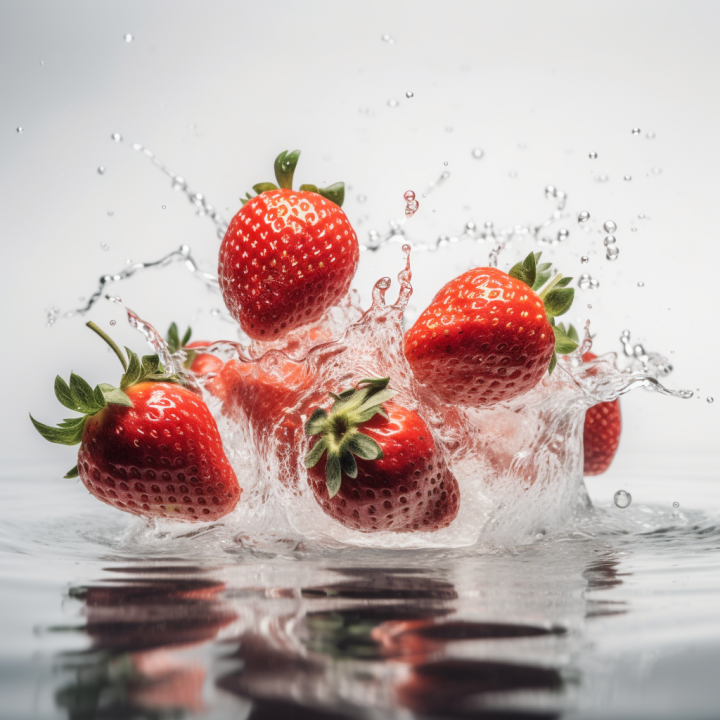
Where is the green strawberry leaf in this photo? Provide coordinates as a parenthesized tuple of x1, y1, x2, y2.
(318, 183, 345, 208)
(99, 383, 133, 408)
(274, 150, 301, 190)
(326, 453, 342, 498)
(544, 288, 575, 318)
(64, 465, 79, 479)
(566, 324, 579, 343)
(167, 322, 180, 353)
(30, 414, 85, 446)
(537, 262, 552, 272)
(54, 376, 77, 412)
(553, 325, 580, 355)
(253, 182, 278, 194)
(346, 432, 383, 461)
(305, 438, 328, 468)
(181, 326, 192, 346)
(305, 408, 329, 436)
(532, 271, 552, 291)
(340, 450, 358, 479)
(556, 276, 573, 288)
(299, 183, 319, 193)
(70, 373, 102, 414)
(508, 252, 537, 289)
(121, 348, 142, 389)
(548, 351, 558, 375)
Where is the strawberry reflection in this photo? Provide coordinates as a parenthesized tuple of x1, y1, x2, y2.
(53, 566, 236, 719)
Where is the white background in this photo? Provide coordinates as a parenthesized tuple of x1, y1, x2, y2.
(1, 0, 718, 493)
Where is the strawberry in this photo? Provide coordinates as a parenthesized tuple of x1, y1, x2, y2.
(30, 322, 241, 522)
(582, 351, 622, 475)
(404, 251, 578, 407)
(304, 378, 460, 532)
(218, 150, 359, 340)
(166, 322, 223, 374)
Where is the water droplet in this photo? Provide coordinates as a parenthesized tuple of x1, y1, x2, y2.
(100, 243, 110, 251)
(651, 167, 662, 175)
(545, 185, 557, 198)
(465, 221, 476, 231)
(595, 173, 609, 183)
(124, 33, 134, 42)
(421, 193, 427, 198)
(107, 210, 114, 216)
(673, 501, 679, 508)
(707, 397, 714, 404)
(16, 127, 23, 134)
(162, 205, 166, 209)
(111, 132, 122, 142)
(440, 171, 450, 181)
(97, 166, 106, 175)
(646, 131, 656, 139)
(557, 228, 569, 241)
(581, 256, 589, 264)
(443, 161, 449, 167)
(509, 171, 518, 178)
(606, 246, 620, 261)
(404, 190, 419, 218)
(604, 235, 616, 246)
(631, 127, 641, 135)
(132, 143, 143, 151)
(603, 220, 617, 233)
(125, 259, 133, 265)
(638, 213, 646, 219)
(381, 33, 394, 44)
(578, 211, 590, 223)
(387, 99, 399, 108)
(357, 194, 367, 203)
(624, 174, 632, 181)
(403, 190, 416, 201)
(587, 304, 593, 309)
(614, 490, 632, 508)
(210, 308, 221, 317)
(589, 152, 598, 159)
(109, 320, 116, 326)
(590, 278, 599, 289)
(445, 126, 453, 132)
(637, 281, 645, 287)
(472, 147, 484, 159)
(358, 106, 370, 115)
(171, 175, 186, 191)
(405, 91, 414, 98)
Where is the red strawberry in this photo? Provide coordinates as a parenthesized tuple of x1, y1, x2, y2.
(582, 352, 622, 475)
(31, 322, 241, 522)
(304, 378, 460, 533)
(218, 150, 359, 340)
(404, 252, 578, 407)
(166, 322, 223, 375)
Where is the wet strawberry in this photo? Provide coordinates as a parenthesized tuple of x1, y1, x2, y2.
(166, 322, 223, 375)
(582, 352, 622, 475)
(218, 150, 359, 340)
(31, 322, 241, 522)
(305, 378, 460, 533)
(404, 252, 578, 407)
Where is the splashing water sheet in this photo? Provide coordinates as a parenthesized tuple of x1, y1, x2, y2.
(5, 9, 720, 715)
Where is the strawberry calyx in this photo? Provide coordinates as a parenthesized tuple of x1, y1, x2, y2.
(508, 251, 579, 374)
(30, 321, 184, 479)
(304, 377, 396, 498)
(240, 150, 345, 208)
(167, 322, 197, 369)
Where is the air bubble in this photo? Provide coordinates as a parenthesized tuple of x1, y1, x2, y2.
(614, 490, 632, 508)
(651, 167, 662, 175)
(445, 126, 453, 132)
(16, 127, 23, 133)
(558, 228, 569, 241)
(97, 166, 106, 175)
(405, 91, 414, 98)
(673, 502, 679, 508)
(387, 99, 399, 108)
(708, 397, 714, 404)
(589, 152, 598, 159)
(100, 243, 110, 251)
(111, 132, 122, 142)
(509, 171, 517, 178)
(623, 175, 632, 181)
(162, 205, 166, 209)
(404, 190, 419, 219)
(603, 220, 617, 233)
(581, 256, 589, 264)
(646, 131, 656, 139)
(606, 246, 620, 261)
(472, 147, 484, 159)
(357, 194, 367, 203)
(637, 281, 645, 287)
(210, 308, 221, 317)
(381, 33, 394, 44)
(604, 235, 616, 246)
(578, 211, 590, 223)
(107, 211, 114, 216)
(110, 320, 116, 326)
(124, 33, 134, 42)
(595, 174, 609, 183)
(631, 127, 641, 135)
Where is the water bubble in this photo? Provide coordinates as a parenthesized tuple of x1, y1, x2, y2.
(107, 210, 113, 216)
(132, 143, 142, 151)
(404, 190, 416, 201)
(581, 256, 589, 264)
(646, 131, 656, 139)
(578, 274, 591, 290)
(100, 243, 110, 251)
(603, 220, 617, 233)
(387, 99, 399, 108)
(708, 397, 714, 404)
(595, 173, 609, 183)
(578, 211, 590, 223)
(124, 33, 134, 42)
(440, 171, 450, 181)
(443, 161, 449, 166)
(587, 304, 593, 309)
(638, 281, 645, 287)
(445, 126, 453, 132)
(509, 171, 518, 178)
(623, 175, 632, 181)
(638, 213, 646, 219)
(404, 189, 419, 219)
(109, 320, 116, 326)
(465, 221, 476, 232)
(472, 147, 484, 159)
(210, 308, 221, 317)
(590, 278, 599, 289)
(673, 502, 679, 508)
(558, 228, 569, 242)
(111, 132, 122, 142)
(162, 205, 166, 209)
(604, 235, 616, 246)
(421, 193, 427, 198)
(589, 152, 598, 159)
(358, 106, 370, 115)
(631, 227, 637, 232)
(97, 166, 106, 175)
(405, 91, 414, 98)
(606, 246, 620, 261)
(614, 490, 632, 508)
(357, 194, 367, 203)
(16, 126, 23, 133)
(651, 167, 662, 175)
(631, 127, 641, 135)
(545, 185, 556, 198)
(172, 175, 186, 191)
(381, 33, 394, 44)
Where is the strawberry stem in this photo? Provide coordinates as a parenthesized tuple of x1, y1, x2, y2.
(86, 321, 127, 371)
(537, 273, 564, 300)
